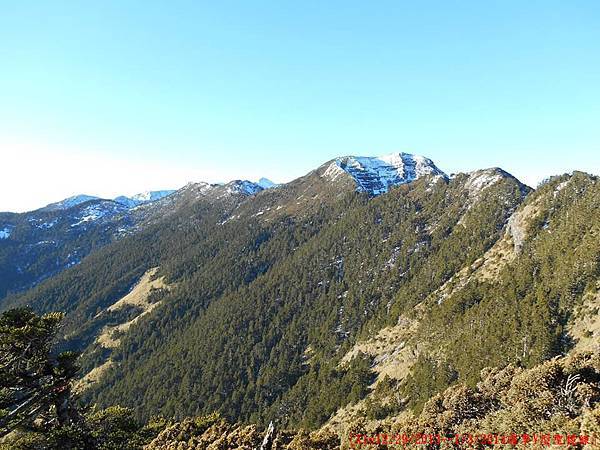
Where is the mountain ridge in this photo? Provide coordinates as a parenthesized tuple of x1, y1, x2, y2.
(39, 190, 177, 213)
(9, 153, 530, 217)
(6, 154, 597, 439)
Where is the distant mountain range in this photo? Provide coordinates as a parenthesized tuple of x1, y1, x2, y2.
(13, 152, 454, 216)
(40, 191, 177, 212)
(22, 179, 283, 214)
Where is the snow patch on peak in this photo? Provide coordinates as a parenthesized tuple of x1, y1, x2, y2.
(323, 152, 446, 195)
(226, 180, 264, 196)
(131, 190, 175, 202)
(257, 178, 277, 189)
(114, 190, 175, 208)
(464, 169, 505, 195)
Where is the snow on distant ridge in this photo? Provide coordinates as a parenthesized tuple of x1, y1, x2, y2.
(114, 190, 175, 208)
(323, 152, 447, 195)
(38, 179, 274, 214)
(42, 195, 99, 211)
(223, 178, 278, 196)
(257, 178, 277, 189)
(40, 190, 175, 212)
(226, 180, 264, 195)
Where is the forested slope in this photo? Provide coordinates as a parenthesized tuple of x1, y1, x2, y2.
(7, 162, 598, 436)
(73, 167, 527, 426)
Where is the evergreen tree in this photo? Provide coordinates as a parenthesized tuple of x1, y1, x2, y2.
(0, 308, 78, 437)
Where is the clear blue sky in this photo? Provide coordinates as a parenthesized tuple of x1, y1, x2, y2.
(1, 1, 599, 211)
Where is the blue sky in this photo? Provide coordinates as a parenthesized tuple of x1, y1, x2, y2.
(1, 1, 599, 211)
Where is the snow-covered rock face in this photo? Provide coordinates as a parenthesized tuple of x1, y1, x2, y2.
(323, 152, 447, 195)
